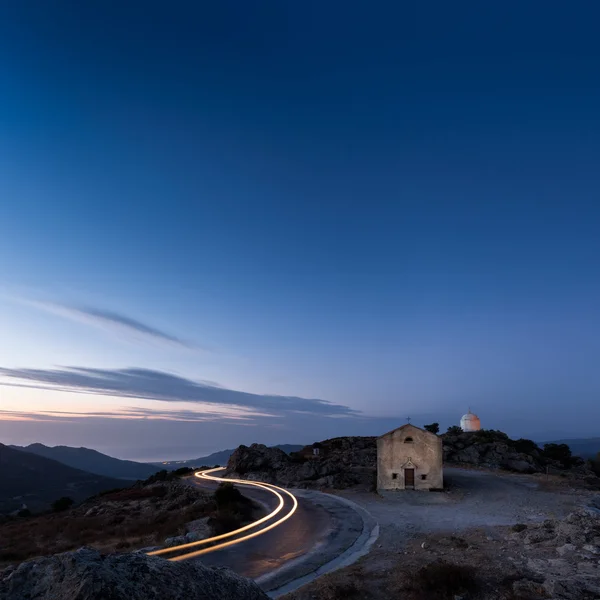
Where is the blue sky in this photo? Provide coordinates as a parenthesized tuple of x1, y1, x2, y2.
(1, 2, 599, 460)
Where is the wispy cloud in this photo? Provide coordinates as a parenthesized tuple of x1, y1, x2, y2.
(11, 297, 194, 349)
(0, 366, 358, 418)
(0, 406, 260, 423)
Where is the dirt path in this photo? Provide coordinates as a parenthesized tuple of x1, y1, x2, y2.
(334, 467, 593, 552)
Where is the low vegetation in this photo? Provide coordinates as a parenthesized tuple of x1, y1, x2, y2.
(0, 476, 261, 567)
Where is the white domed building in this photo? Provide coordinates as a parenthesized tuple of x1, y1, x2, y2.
(460, 410, 481, 432)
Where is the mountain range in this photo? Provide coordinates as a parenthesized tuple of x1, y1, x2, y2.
(0, 444, 127, 513)
(10, 443, 159, 480)
(0, 441, 303, 514)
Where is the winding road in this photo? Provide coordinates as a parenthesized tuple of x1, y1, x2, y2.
(148, 469, 333, 579)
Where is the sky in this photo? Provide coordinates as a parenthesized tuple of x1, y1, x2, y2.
(1, 2, 599, 461)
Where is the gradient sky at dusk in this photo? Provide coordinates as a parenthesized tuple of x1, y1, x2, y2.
(1, 2, 599, 460)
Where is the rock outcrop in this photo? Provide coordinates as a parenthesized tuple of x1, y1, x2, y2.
(442, 430, 544, 473)
(442, 430, 597, 480)
(227, 438, 377, 490)
(508, 507, 600, 599)
(0, 547, 269, 600)
(226, 432, 600, 490)
(228, 444, 291, 476)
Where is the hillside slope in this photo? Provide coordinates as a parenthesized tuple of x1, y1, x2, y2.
(0, 444, 128, 513)
(12, 443, 158, 480)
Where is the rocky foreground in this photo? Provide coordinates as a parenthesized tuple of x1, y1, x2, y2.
(284, 504, 600, 600)
(226, 431, 599, 490)
(0, 547, 268, 600)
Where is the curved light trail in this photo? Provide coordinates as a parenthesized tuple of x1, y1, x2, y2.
(147, 467, 298, 562)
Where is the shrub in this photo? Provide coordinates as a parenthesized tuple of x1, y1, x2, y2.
(512, 438, 539, 454)
(51, 497, 74, 512)
(542, 443, 573, 468)
(208, 508, 244, 535)
(208, 482, 255, 535)
(142, 467, 195, 485)
(446, 426, 462, 434)
(214, 482, 244, 507)
(512, 523, 528, 532)
(471, 429, 510, 443)
(424, 423, 440, 434)
(173, 467, 194, 477)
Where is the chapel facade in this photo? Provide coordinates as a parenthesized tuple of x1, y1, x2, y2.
(377, 423, 443, 491)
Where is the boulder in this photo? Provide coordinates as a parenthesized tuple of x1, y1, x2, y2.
(0, 547, 269, 600)
(227, 444, 291, 475)
(164, 535, 186, 547)
(186, 516, 210, 540)
(501, 459, 536, 474)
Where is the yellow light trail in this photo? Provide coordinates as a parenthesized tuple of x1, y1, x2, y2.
(147, 467, 298, 561)
(148, 468, 285, 556)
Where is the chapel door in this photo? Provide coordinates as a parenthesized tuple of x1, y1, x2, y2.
(404, 468, 415, 489)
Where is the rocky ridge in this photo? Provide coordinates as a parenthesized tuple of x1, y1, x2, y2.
(226, 431, 599, 490)
(226, 438, 377, 489)
(443, 430, 550, 473)
(0, 547, 269, 600)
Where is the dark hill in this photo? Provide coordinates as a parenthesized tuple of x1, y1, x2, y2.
(12, 443, 158, 480)
(0, 444, 129, 513)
